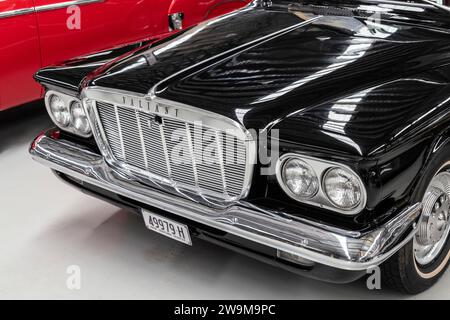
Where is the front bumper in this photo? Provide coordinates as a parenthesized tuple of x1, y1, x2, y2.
(30, 130, 422, 273)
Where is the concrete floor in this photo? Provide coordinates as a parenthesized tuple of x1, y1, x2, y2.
(1, 103, 449, 300)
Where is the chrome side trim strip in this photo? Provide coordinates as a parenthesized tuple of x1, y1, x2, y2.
(0, 8, 34, 19)
(30, 131, 422, 271)
(0, 0, 104, 20)
(34, 0, 105, 13)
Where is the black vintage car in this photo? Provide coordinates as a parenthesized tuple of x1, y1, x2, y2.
(30, 0, 450, 293)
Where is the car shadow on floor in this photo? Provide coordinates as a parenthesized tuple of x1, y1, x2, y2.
(32, 202, 405, 299)
(0, 101, 52, 154)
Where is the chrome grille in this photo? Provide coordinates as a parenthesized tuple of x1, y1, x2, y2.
(95, 101, 249, 201)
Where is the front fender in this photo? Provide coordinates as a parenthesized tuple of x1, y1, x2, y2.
(34, 38, 158, 93)
(376, 103, 450, 215)
(270, 66, 450, 224)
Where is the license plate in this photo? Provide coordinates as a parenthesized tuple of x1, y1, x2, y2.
(142, 210, 192, 245)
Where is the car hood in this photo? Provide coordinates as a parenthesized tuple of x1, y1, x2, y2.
(86, 1, 450, 157)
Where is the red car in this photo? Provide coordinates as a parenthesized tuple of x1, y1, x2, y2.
(0, 0, 250, 111)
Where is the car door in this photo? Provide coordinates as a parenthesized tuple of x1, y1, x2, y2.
(0, 0, 42, 111)
(34, 0, 172, 68)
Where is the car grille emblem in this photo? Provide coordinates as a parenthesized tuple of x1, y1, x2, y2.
(148, 115, 163, 129)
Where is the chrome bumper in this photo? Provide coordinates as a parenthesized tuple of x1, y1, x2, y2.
(30, 131, 422, 271)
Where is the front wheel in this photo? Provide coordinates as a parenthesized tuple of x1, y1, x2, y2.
(382, 161, 450, 294)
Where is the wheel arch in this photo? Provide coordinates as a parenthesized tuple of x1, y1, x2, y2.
(410, 127, 450, 202)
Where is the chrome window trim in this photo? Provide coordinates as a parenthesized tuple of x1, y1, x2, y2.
(81, 86, 257, 207)
(276, 153, 368, 215)
(0, 0, 104, 20)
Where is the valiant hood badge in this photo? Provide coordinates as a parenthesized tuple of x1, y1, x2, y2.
(121, 95, 179, 118)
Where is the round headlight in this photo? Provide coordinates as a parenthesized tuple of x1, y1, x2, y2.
(49, 94, 70, 127)
(283, 158, 319, 198)
(323, 168, 362, 210)
(70, 101, 91, 135)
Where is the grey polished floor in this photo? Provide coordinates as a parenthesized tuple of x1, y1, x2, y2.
(0, 103, 449, 300)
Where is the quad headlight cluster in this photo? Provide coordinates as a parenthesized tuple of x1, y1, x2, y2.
(276, 154, 367, 215)
(45, 90, 91, 137)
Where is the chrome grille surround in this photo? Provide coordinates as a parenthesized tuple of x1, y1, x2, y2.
(81, 87, 256, 207)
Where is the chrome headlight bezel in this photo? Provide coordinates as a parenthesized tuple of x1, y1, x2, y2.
(281, 158, 319, 199)
(276, 153, 367, 215)
(322, 167, 363, 211)
(48, 94, 70, 127)
(69, 100, 92, 136)
(45, 90, 92, 138)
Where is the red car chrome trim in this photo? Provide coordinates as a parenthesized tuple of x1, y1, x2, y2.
(0, 7, 34, 19)
(34, 0, 105, 13)
(0, 0, 104, 19)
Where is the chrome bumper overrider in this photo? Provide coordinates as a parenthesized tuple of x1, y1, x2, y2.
(30, 131, 422, 271)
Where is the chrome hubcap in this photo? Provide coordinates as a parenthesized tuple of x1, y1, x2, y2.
(414, 172, 450, 266)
